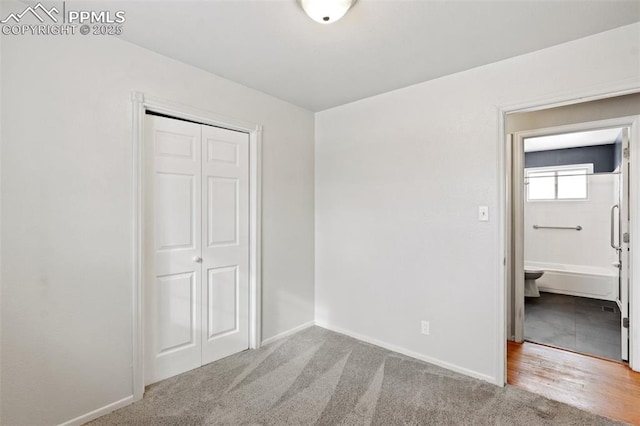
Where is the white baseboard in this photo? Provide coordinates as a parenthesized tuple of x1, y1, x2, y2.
(261, 320, 316, 346)
(315, 321, 498, 385)
(58, 395, 134, 426)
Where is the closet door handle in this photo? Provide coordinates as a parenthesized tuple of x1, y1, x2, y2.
(193, 256, 203, 263)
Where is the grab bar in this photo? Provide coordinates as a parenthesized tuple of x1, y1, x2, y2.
(533, 225, 582, 231)
(611, 204, 621, 250)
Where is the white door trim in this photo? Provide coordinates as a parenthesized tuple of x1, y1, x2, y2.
(131, 92, 262, 400)
(497, 84, 640, 386)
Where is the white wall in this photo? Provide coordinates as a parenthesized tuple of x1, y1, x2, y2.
(0, 2, 4, 424)
(315, 23, 640, 383)
(524, 173, 618, 270)
(1, 18, 315, 426)
(524, 173, 618, 299)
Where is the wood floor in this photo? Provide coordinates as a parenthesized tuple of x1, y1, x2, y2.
(507, 341, 640, 425)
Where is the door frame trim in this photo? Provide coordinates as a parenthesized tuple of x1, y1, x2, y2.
(497, 83, 640, 385)
(131, 92, 262, 400)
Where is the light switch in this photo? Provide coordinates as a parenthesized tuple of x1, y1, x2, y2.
(478, 206, 489, 222)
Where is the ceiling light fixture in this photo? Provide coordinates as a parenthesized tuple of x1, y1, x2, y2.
(299, 0, 357, 24)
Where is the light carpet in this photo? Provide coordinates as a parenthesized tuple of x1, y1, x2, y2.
(89, 326, 621, 425)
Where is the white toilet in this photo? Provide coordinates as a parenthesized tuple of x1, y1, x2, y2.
(524, 269, 544, 297)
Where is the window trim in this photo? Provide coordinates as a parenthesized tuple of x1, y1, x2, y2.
(525, 163, 593, 202)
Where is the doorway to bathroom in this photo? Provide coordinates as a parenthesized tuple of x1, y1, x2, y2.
(510, 121, 632, 363)
(521, 126, 628, 361)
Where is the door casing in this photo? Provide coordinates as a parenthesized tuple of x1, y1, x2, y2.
(132, 92, 262, 400)
(509, 120, 634, 356)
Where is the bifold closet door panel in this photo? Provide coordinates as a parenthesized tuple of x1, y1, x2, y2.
(144, 115, 203, 385)
(201, 125, 250, 364)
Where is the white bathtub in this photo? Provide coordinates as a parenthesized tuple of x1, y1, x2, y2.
(525, 261, 618, 301)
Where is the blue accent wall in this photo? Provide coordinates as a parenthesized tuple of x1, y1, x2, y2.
(525, 144, 617, 173)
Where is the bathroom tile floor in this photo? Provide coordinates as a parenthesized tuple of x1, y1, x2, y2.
(525, 292, 621, 361)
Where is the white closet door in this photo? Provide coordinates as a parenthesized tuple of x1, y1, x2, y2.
(201, 125, 250, 364)
(144, 115, 203, 385)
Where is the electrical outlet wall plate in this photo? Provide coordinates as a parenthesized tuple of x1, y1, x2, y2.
(421, 320, 430, 335)
(478, 206, 489, 221)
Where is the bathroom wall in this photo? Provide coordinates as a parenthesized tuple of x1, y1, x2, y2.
(614, 132, 623, 170)
(525, 144, 616, 173)
(524, 171, 618, 298)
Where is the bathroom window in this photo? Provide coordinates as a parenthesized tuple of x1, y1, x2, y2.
(525, 164, 592, 201)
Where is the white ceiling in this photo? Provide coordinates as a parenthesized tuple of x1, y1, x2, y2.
(85, 1, 639, 111)
(524, 128, 623, 152)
